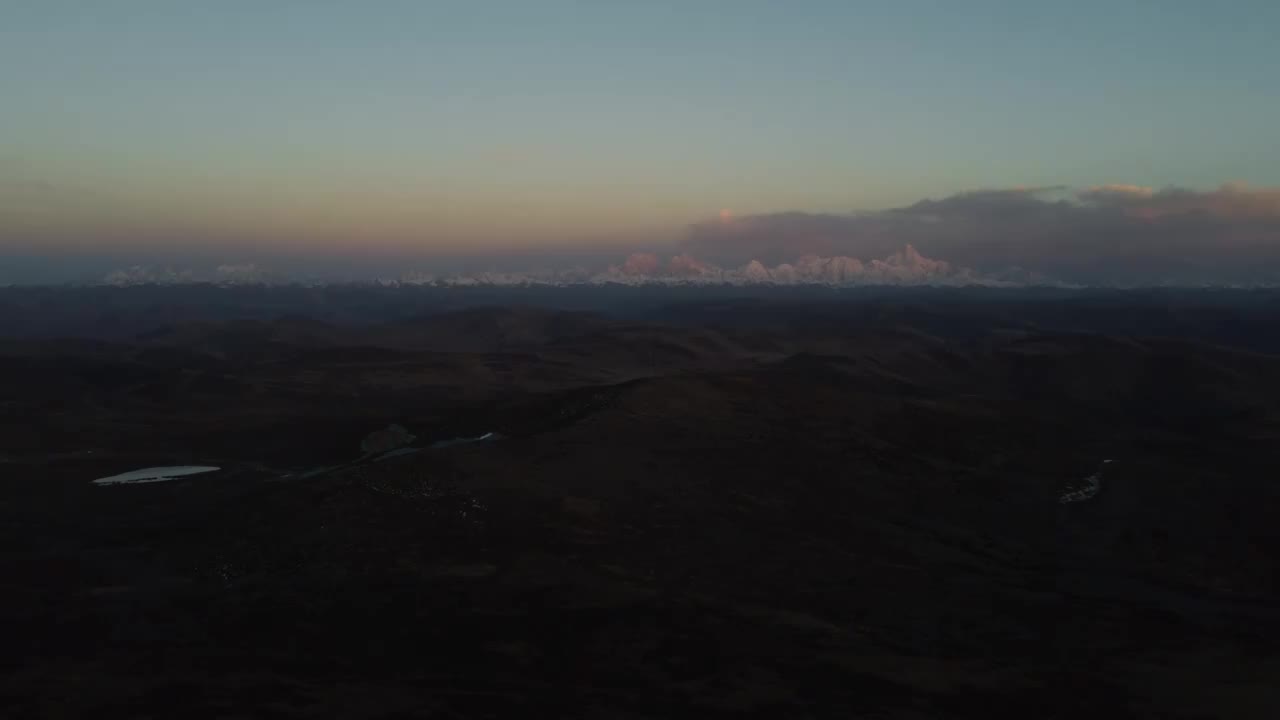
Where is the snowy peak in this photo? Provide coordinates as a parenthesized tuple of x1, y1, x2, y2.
(593, 246, 1009, 287)
(102, 263, 279, 287)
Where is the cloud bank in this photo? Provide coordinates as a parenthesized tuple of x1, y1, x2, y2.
(684, 183, 1280, 285)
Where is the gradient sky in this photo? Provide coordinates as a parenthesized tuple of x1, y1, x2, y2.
(3, 1, 1279, 278)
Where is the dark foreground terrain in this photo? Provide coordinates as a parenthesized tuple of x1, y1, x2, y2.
(3, 286, 1280, 718)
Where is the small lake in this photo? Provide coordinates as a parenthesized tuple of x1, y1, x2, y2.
(93, 466, 221, 485)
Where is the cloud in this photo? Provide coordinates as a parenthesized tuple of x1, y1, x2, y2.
(617, 252, 662, 276)
(1079, 182, 1280, 219)
(1077, 184, 1157, 203)
(682, 183, 1280, 285)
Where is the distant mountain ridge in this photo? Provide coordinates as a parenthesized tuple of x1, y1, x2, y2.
(96, 246, 1063, 289)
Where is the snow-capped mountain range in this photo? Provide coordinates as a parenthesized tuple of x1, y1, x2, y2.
(592, 245, 1010, 286)
(102, 263, 280, 287)
(98, 246, 1049, 288)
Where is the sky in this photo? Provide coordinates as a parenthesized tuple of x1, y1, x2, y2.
(2, 1, 1279, 283)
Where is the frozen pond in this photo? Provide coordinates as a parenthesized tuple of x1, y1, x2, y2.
(93, 466, 221, 485)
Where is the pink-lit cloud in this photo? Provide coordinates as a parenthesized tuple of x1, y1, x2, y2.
(1079, 182, 1280, 219)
